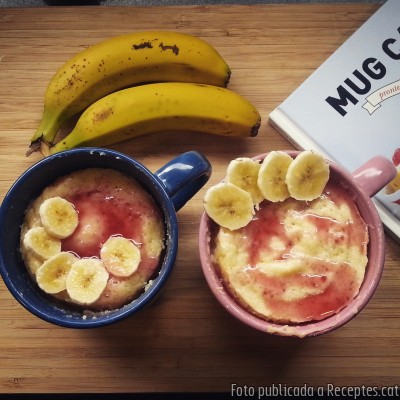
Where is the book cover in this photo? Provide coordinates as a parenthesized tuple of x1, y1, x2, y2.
(269, 0, 400, 242)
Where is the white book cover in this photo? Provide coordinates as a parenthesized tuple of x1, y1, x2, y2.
(269, 0, 400, 242)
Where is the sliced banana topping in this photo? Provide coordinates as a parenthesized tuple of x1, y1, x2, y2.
(203, 182, 254, 231)
(257, 151, 293, 202)
(66, 258, 109, 305)
(39, 196, 79, 239)
(36, 251, 79, 294)
(23, 226, 62, 260)
(203, 150, 331, 230)
(23, 251, 45, 275)
(226, 158, 263, 206)
(286, 151, 330, 201)
(100, 236, 141, 277)
(257, 258, 306, 277)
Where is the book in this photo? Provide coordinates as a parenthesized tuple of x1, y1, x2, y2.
(269, 0, 400, 242)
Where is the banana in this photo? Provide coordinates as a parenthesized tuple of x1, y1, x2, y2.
(204, 150, 330, 231)
(36, 251, 79, 294)
(23, 227, 61, 260)
(48, 82, 261, 154)
(226, 158, 264, 206)
(100, 236, 141, 277)
(285, 151, 330, 201)
(257, 151, 293, 202)
(39, 196, 79, 239)
(23, 251, 44, 275)
(65, 258, 109, 305)
(203, 182, 255, 231)
(28, 31, 231, 155)
(257, 258, 305, 277)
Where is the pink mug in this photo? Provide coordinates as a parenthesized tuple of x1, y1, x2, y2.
(199, 151, 397, 337)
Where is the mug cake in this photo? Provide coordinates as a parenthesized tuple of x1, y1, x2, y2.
(203, 151, 369, 324)
(20, 167, 165, 312)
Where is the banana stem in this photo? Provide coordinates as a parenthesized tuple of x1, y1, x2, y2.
(27, 109, 64, 156)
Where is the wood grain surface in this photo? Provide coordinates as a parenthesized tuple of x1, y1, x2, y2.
(1, 3, 400, 395)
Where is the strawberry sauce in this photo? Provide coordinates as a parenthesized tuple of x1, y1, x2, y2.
(246, 261, 358, 322)
(62, 190, 146, 258)
(58, 172, 165, 282)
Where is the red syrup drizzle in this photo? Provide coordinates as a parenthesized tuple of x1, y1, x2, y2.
(228, 181, 368, 323)
(249, 262, 357, 322)
(61, 188, 161, 276)
(61, 190, 142, 257)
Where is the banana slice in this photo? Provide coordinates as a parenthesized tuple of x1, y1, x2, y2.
(286, 151, 330, 201)
(23, 251, 44, 275)
(257, 258, 305, 277)
(36, 251, 79, 294)
(66, 258, 109, 305)
(100, 236, 141, 277)
(39, 196, 79, 239)
(257, 151, 293, 202)
(226, 157, 264, 206)
(23, 226, 62, 260)
(203, 182, 255, 231)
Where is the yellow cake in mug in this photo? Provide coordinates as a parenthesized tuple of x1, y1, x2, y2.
(211, 180, 369, 324)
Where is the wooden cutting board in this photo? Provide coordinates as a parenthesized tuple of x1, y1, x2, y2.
(1, 3, 399, 394)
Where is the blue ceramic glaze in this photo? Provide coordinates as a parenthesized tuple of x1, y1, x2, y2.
(0, 148, 211, 328)
(155, 151, 212, 211)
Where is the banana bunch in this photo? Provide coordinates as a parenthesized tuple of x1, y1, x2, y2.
(22, 196, 142, 305)
(28, 30, 260, 155)
(204, 151, 330, 230)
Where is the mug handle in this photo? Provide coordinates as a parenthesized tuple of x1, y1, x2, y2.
(155, 151, 212, 211)
(352, 156, 397, 197)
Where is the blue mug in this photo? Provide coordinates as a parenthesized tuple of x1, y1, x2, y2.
(0, 148, 211, 328)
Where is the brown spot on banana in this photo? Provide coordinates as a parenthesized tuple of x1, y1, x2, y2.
(132, 41, 153, 50)
(159, 42, 179, 55)
(92, 107, 113, 123)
